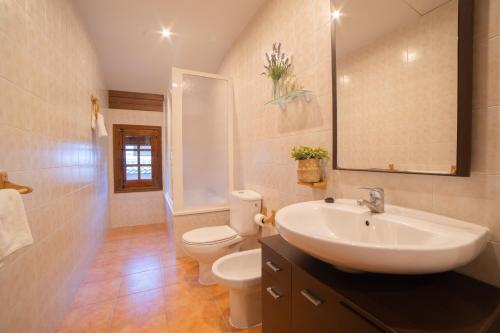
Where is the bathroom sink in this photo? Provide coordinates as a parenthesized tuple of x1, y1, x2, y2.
(275, 199, 489, 274)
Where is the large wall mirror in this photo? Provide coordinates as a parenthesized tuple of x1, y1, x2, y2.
(332, 0, 473, 176)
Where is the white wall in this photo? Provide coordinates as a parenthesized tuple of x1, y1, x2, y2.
(107, 108, 166, 228)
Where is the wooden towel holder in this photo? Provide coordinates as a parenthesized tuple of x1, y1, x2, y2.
(0, 171, 33, 194)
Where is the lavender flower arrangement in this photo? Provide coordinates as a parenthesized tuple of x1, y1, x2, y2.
(262, 42, 292, 98)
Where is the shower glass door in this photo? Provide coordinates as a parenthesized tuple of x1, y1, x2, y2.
(170, 68, 233, 213)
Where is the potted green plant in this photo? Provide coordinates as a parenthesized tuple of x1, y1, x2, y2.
(262, 42, 292, 99)
(291, 146, 328, 183)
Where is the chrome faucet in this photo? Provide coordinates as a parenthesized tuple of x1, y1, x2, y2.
(357, 187, 385, 213)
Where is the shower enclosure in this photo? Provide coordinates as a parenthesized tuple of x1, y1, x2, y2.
(165, 68, 233, 215)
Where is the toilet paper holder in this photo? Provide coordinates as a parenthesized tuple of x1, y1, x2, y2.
(261, 207, 276, 226)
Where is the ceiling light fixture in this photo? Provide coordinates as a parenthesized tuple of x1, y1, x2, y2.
(160, 28, 172, 38)
(331, 9, 342, 20)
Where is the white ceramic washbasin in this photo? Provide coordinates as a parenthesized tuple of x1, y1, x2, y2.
(275, 199, 489, 274)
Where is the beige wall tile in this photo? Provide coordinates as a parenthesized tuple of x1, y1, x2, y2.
(471, 107, 500, 174)
(474, 0, 500, 39)
(0, 1, 108, 333)
(219, 0, 500, 287)
(106, 108, 166, 228)
(473, 36, 500, 109)
(458, 241, 500, 287)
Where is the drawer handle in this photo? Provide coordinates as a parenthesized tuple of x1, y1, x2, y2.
(300, 289, 323, 307)
(266, 287, 282, 300)
(266, 261, 282, 272)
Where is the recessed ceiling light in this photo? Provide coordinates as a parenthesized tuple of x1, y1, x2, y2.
(160, 28, 172, 38)
(331, 9, 342, 20)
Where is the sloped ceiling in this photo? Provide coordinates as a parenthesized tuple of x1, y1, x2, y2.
(73, 0, 267, 94)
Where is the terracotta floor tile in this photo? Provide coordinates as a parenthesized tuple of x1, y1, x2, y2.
(72, 277, 122, 308)
(163, 282, 226, 313)
(223, 324, 263, 333)
(105, 224, 167, 243)
(127, 234, 168, 245)
(205, 284, 229, 301)
(119, 268, 165, 296)
(110, 315, 169, 333)
(166, 299, 227, 333)
(164, 264, 198, 286)
(213, 289, 230, 313)
(127, 248, 169, 259)
(162, 253, 177, 268)
(162, 255, 195, 268)
(218, 306, 263, 333)
(113, 289, 166, 325)
(58, 224, 254, 333)
(100, 239, 130, 254)
(85, 262, 124, 283)
(93, 251, 127, 267)
(56, 300, 115, 333)
(122, 254, 164, 275)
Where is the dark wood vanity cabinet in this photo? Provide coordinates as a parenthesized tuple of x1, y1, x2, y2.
(262, 243, 382, 333)
(261, 235, 500, 333)
(262, 246, 292, 333)
(291, 267, 382, 333)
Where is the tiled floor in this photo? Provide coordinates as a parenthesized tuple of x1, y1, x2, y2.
(56, 224, 262, 333)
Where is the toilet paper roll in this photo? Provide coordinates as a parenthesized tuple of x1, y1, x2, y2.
(254, 213, 266, 227)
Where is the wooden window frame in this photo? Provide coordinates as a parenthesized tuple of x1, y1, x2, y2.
(113, 124, 163, 193)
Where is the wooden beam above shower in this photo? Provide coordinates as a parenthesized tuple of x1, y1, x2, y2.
(108, 90, 164, 112)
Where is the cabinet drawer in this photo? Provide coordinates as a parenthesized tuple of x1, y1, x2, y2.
(262, 271, 291, 333)
(262, 246, 291, 290)
(292, 267, 383, 333)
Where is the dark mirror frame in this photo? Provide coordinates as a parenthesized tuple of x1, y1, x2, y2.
(331, 0, 473, 177)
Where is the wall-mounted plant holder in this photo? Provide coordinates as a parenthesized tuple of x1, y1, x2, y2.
(265, 89, 313, 110)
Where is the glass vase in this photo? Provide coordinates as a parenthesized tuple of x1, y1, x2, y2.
(272, 79, 280, 99)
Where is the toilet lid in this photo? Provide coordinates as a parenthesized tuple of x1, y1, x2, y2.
(182, 225, 238, 245)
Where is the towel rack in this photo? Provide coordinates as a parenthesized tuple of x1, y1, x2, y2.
(0, 171, 33, 194)
(91, 95, 100, 116)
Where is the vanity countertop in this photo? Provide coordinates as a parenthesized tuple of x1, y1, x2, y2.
(260, 235, 500, 333)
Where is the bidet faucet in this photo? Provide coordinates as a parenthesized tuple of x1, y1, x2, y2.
(357, 187, 384, 213)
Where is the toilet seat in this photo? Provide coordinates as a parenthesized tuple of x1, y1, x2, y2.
(182, 225, 238, 245)
(182, 226, 243, 286)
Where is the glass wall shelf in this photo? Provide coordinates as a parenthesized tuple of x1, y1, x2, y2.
(265, 89, 313, 110)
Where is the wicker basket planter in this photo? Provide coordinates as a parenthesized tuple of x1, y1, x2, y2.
(297, 159, 321, 183)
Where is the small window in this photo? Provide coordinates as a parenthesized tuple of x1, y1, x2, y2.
(113, 124, 162, 193)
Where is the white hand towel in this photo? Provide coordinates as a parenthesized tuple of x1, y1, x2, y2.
(91, 112, 97, 130)
(96, 113, 108, 137)
(0, 189, 33, 266)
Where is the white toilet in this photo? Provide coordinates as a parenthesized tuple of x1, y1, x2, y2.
(212, 248, 262, 329)
(182, 190, 262, 285)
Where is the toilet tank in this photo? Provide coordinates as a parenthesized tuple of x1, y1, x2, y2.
(230, 190, 262, 236)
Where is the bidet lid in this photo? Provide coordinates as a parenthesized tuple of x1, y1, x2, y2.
(182, 225, 238, 245)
